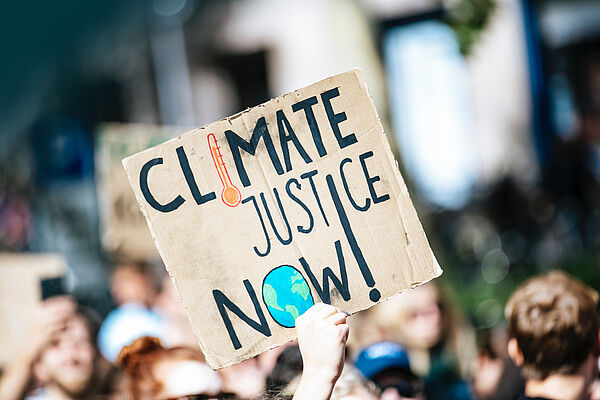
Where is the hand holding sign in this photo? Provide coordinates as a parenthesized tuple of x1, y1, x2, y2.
(293, 303, 349, 400)
(123, 69, 442, 368)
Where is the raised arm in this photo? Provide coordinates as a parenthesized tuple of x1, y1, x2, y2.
(0, 296, 75, 400)
(293, 303, 349, 400)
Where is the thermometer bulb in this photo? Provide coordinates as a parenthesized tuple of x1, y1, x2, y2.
(208, 133, 241, 207)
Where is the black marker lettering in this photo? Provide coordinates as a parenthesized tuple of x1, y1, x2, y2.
(260, 189, 292, 245)
(359, 151, 390, 204)
(213, 279, 271, 350)
(300, 169, 329, 227)
(299, 240, 350, 304)
(139, 158, 185, 213)
(340, 157, 370, 212)
(326, 174, 381, 302)
(285, 178, 314, 234)
(226, 117, 283, 187)
(277, 110, 312, 172)
(292, 96, 327, 157)
(176, 146, 216, 205)
(242, 196, 271, 257)
(321, 87, 357, 149)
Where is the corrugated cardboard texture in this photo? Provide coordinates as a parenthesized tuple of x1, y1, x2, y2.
(123, 69, 442, 368)
(0, 253, 66, 366)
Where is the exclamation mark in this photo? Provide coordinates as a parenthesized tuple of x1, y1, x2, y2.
(326, 174, 381, 302)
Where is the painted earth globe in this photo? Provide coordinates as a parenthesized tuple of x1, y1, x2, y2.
(262, 265, 314, 328)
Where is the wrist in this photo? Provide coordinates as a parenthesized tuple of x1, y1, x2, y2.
(301, 365, 340, 386)
(293, 369, 338, 400)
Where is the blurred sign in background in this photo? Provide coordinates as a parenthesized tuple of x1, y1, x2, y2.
(1, 0, 599, 330)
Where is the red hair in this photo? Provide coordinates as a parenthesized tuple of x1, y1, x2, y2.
(117, 336, 205, 399)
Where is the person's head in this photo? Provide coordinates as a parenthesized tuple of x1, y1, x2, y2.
(471, 327, 524, 400)
(372, 281, 476, 379)
(33, 312, 98, 398)
(505, 271, 600, 383)
(374, 283, 442, 350)
(266, 345, 303, 392)
(110, 261, 160, 307)
(117, 336, 222, 400)
(354, 342, 424, 400)
(330, 365, 379, 400)
(218, 356, 266, 399)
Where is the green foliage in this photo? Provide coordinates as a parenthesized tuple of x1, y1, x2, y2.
(445, 0, 497, 56)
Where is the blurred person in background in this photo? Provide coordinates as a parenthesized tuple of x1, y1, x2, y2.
(327, 365, 379, 400)
(371, 282, 476, 400)
(153, 275, 199, 349)
(505, 271, 600, 400)
(258, 344, 296, 384)
(116, 336, 227, 399)
(354, 341, 424, 400)
(266, 345, 378, 400)
(218, 357, 267, 400)
(98, 260, 165, 362)
(154, 274, 267, 398)
(265, 345, 303, 394)
(109, 260, 159, 308)
(0, 296, 115, 400)
(471, 327, 524, 400)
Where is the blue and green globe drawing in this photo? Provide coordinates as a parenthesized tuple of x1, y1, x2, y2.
(262, 265, 314, 328)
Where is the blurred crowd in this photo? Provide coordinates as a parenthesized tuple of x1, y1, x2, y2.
(1, 261, 599, 400)
(2, 0, 600, 399)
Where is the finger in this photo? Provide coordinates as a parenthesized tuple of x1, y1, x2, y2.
(296, 303, 324, 324)
(38, 301, 76, 322)
(339, 324, 350, 343)
(33, 319, 68, 350)
(307, 302, 327, 315)
(315, 303, 339, 319)
(43, 296, 76, 311)
(326, 312, 348, 326)
(299, 303, 322, 320)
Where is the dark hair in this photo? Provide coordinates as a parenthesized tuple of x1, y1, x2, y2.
(111, 259, 164, 293)
(265, 345, 303, 392)
(505, 271, 599, 379)
(76, 304, 102, 345)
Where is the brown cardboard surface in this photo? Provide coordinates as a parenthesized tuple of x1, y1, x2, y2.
(0, 253, 66, 366)
(96, 124, 183, 261)
(123, 69, 442, 368)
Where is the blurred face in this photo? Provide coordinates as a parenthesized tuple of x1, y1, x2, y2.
(380, 387, 424, 400)
(471, 352, 504, 398)
(338, 387, 379, 400)
(35, 316, 95, 397)
(396, 284, 442, 350)
(111, 265, 155, 306)
(218, 357, 266, 399)
(153, 358, 222, 400)
(374, 370, 425, 400)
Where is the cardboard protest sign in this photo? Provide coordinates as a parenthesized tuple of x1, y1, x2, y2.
(96, 124, 183, 260)
(123, 69, 442, 368)
(0, 253, 66, 366)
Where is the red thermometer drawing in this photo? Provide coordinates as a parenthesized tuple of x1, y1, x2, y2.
(208, 133, 241, 207)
